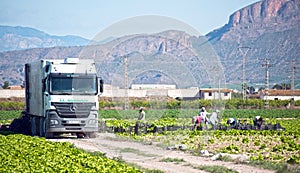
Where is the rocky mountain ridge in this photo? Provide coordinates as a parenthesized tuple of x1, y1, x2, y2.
(206, 0, 300, 85)
(0, 0, 299, 88)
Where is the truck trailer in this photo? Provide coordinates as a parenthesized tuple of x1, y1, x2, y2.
(24, 58, 103, 138)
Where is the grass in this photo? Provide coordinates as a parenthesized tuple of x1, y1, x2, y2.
(193, 165, 238, 173)
(119, 147, 158, 157)
(160, 157, 185, 164)
(247, 160, 300, 173)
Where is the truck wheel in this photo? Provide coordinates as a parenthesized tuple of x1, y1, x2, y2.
(31, 117, 37, 136)
(39, 117, 46, 137)
(45, 132, 54, 139)
(86, 132, 96, 138)
(76, 133, 85, 138)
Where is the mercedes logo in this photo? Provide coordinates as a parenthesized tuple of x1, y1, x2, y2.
(70, 104, 77, 112)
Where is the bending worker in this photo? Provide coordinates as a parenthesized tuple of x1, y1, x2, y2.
(227, 117, 237, 129)
(253, 116, 263, 129)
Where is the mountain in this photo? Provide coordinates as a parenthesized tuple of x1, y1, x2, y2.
(206, 0, 300, 85)
(0, 30, 221, 88)
(0, 0, 299, 89)
(0, 26, 90, 52)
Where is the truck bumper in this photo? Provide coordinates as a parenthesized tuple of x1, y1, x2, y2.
(47, 110, 98, 133)
(47, 126, 98, 133)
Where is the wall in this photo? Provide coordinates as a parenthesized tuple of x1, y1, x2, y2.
(0, 89, 25, 98)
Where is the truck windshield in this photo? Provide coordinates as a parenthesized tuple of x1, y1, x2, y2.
(49, 74, 98, 95)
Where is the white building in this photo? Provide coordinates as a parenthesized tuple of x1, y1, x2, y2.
(199, 88, 232, 100)
(131, 84, 176, 90)
(260, 89, 300, 101)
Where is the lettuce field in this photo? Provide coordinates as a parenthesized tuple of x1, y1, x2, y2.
(0, 133, 141, 172)
(102, 109, 300, 165)
(0, 109, 300, 172)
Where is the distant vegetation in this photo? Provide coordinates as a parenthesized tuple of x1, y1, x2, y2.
(0, 99, 299, 111)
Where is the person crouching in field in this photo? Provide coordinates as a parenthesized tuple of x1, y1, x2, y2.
(192, 115, 203, 130)
(226, 117, 237, 129)
(253, 116, 264, 130)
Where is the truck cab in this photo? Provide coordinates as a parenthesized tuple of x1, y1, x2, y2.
(25, 58, 103, 138)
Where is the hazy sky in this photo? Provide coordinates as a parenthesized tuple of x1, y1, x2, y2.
(0, 0, 259, 39)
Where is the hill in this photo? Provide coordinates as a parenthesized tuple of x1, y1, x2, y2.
(0, 0, 299, 89)
(0, 25, 89, 52)
(206, 0, 300, 86)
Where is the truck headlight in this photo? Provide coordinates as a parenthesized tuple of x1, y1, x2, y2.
(88, 119, 97, 124)
(50, 119, 59, 125)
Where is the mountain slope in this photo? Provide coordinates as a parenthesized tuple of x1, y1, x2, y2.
(0, 26, 89, 52)
(206, 0, 300, 85)
(1, 0, 299, 88)
(0, 30, 224, 88)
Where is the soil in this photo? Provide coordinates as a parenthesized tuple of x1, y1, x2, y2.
(49, 133, 275, 173)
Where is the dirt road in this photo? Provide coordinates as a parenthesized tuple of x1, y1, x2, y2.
(49, 133, 275, 173)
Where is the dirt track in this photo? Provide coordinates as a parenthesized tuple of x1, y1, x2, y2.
(49, 133, 275, 173)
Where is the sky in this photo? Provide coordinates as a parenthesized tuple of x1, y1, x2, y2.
(0, 0, 259, 39)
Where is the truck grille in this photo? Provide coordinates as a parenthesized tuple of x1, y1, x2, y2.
(52, 102, 95, 118)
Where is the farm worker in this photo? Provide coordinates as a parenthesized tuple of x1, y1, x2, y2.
(253, 116, 263, 129)
(209, 110, 221, 130)
(200, 107, 210, 129)
(192, 115, 202, 130)
(226, 118, 237, 128)
(137, 107, 145, 121)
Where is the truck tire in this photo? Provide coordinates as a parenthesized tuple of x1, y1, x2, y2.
(39, 117, 47, 137)
(31, 117, 37, 136)
(76, 133, 85, 138)
(45, 132, 54, 139)
(86, 132, 97, 138)
(9, 113, 31, 135)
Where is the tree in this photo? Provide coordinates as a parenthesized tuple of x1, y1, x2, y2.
(272, 84, 283, 90)
(281, 83, 291, 90)
(272, 83, 291, 90)
(247, 86, 256, 94)
(2, 81, 10, 89)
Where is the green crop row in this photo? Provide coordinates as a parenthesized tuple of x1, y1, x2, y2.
(0, 102, 25, 110)
(0, 133, 141, 173)
(98, 109, 300, 120)
(1, 109, 299, 123)
(99, 99, 300, 110)
(0, 99, 300, 111)
(115, 118, 300, 164)
(0, 110, 22, 120)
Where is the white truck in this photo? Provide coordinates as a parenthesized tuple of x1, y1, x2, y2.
(24, 58, 103, 138)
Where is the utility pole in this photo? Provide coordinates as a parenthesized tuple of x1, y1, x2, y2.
(262, 58, 273, 109)
(238, 46, 250, 101)
(291, 60, 295, 107)
(122, 55, 129, 110)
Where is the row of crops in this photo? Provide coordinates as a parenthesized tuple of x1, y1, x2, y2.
(99, 109, 300, 165)
(1, 98, 300, 111)
(101, 110, 300, 164)
(1, 109, 300, 124)
(0, 133, 142, 172)
(1, 109, 300, 168)
(105, 118, 300, 164)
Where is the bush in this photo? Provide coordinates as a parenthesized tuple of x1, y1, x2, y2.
(166, 100, 181, 109)
(0, 102, 25, 110)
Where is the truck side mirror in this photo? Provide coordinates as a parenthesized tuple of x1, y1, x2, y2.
(99, 79, 104, 93)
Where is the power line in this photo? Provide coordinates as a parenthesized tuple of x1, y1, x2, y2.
(291, 60, 295, 107)
(238, 46, 251, 101)
(122, 55, 129, 110)
(262, 58, 273, 109)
